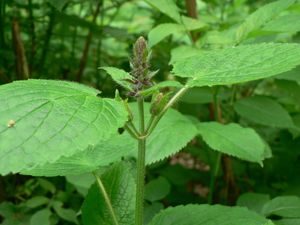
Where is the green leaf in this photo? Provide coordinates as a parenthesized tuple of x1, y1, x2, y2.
(170, 46, 203, 65)
(262, 196, 300, 218)
(145, 0, 181, 23)
(234, 96, 295, 128)
(145, 176, 171, 202)
(237, 193, 270, 214)
(24, 103, 197, 176)
(145, 203, 164, 225)
(181, 16, 207, 31)
(236, 0, 296, 42)
(30, 209, 51, 225)
(148, 204, 274, 225)
(0, 79, 127, 175)
(0, 202, 30, 225)
(25, 196, 49, 208)
(21, 134, 131, 176)
(148, 23, 184, 48)
(66, 173, 95, 196)
(263, 14, 300, 33)
(100, 67, 133, 90)
(140, 81, 183, 96)
(275, 219, 300, 225)
(82, 162, 135, 225)
(172, 43, 300, 87)
(148, 18, 206, 47)
(276, 65, 300, 84)
(140, 103, 198, 164)
(52, 201, 78, 224)
(197, 122, 266, 164)
(179, 87, 231, 104)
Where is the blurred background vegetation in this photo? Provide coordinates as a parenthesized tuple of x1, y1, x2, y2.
(1, 0, 300, 224)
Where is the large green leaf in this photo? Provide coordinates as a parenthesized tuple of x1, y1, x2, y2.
(172, 43, 300, 87)
(139, 103, 198, 164)
(81, 162, 135, 225)
(148, 204, 274, 225)
(234, 96, 295, 128)
(197, 122, 266, 164)
(236, 0, 296, 42)
(23, 103, 197, 176)
(22, 133, 132, 176)
(0, 80, 127, 175)
(145, 0, 181, 23)
(262, 196, 300, 218)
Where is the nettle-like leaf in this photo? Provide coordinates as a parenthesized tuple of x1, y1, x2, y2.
(262, 196, 300, 218)
(81, 162, 135, 225)
(139, 103, 198, 164)
(148, 204, 274, 225)
(197, 122, 266, 165)
(236, 0, 296, 42)
(170, 46, 202, 65)
(172, 43, 300, 87)
(100, 67, 133, 91)
(234, 96, 295, 128)
(0, 80, 127, 175)
(24, 103, 197, 176)
(22, 133, 132, 176)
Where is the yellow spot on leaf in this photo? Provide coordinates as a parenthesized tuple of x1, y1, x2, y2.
(7, 119, 16, 128)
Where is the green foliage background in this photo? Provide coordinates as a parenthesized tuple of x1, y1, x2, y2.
(1, 0, 300, 224)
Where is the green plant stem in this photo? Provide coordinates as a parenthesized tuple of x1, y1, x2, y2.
(128, 120, 140, 136)
(124, 124, 139, 140)
(208, 87, 221, 204)
(208, 152, 221, 204)
(135, 97, 146, 225)
(145, 114, 155, 134)
(94, 173, 119, 225)
(146, 86, 189, 137)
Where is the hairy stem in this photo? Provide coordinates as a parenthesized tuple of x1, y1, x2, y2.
(94, 173, 119, 225)
(135, 97, 146, 225)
